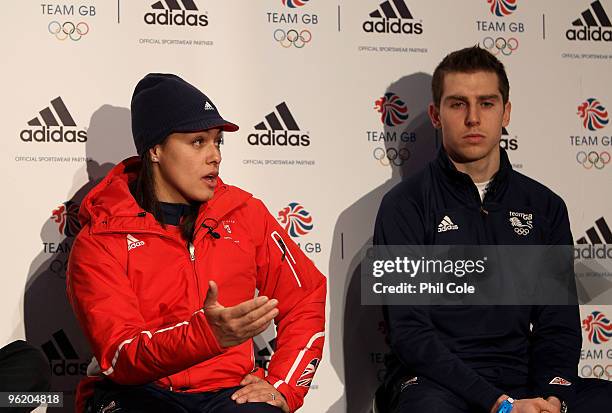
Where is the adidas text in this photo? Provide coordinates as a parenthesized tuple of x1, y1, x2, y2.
(248, 131, 310, 147)
(51, 360, 88, 376)
(128, 241, 145, 251)
(566, 26, 612, 41)
(363, 19, 423, 34)
(144, 10, 208, 27)
(20, 127, 87, 143)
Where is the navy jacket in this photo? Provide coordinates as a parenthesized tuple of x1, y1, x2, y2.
(374, 148, 581, 411)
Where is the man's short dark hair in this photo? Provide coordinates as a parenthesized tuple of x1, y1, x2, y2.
(432, 46, 510, 107)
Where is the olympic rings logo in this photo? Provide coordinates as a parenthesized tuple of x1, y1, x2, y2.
(580, 364, 612, 380)
(576, 151, 611, 170)
(482, 36, 519, 56)
(373, 147, 410, 166)
(273, 29, 312, 48)
(514, 228, 530, 236)
(48, 21, 90, 41)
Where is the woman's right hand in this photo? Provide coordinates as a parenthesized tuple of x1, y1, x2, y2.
(203, 280, 279, 348)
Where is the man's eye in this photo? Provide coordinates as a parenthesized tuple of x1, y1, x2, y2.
(193, 138, 203, 146)
(451, 102, 464, 108)
(482, 102, 494, 107)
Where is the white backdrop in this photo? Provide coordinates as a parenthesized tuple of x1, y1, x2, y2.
(1, 1, 611, 412)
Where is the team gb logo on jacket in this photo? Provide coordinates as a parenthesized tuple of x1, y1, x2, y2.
(509, 211, 533, 236)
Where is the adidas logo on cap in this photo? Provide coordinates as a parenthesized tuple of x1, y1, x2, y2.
(144, 0, 208, 27)
(127, 234, 145, 251)
(247, 102, 310, 147)
(20, 97, 87, 143)
(438, 216, 459, 233)
(362, 0, 423, 34)
(204, 101, 215, 111)
(566, 0, 612, 41)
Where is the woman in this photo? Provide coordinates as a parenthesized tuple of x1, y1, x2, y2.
(67, 74, 326, 413)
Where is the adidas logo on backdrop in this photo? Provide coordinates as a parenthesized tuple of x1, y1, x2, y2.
(566, 0, 612, 41)
(362, 0, 423, 34)
(577, 217, 612, 244)
(20, 97, 87, 143)
(247, 102, 310, 147)
(42, 330, 87, 376)
(144, 0, 208, 27)
(438, 216, 459, 233)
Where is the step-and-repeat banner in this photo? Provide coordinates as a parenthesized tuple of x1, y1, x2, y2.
(1, 1, 611, 412)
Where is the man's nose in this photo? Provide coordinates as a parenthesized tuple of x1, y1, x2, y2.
(465, 106, 481, 127)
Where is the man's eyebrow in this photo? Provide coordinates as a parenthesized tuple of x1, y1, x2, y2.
(444, 94, 501, 102)
(444, 95, 468, 102)
(477, 94, 501, 101)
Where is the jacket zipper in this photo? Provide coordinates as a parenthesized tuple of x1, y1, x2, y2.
(471, 183, 489, 223)
(187, 240, 203, 306)
(188, 242, 195, 261)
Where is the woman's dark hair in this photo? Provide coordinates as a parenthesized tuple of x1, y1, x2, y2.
(132, 151, 199, 243)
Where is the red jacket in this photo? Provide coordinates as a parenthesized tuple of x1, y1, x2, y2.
(67, 157, 326, 412)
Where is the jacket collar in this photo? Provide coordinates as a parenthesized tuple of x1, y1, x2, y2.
(79, 157, 252, 234)
(434, 146, 512, 203)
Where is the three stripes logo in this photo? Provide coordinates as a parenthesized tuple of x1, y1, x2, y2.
(20, 97, 87, 143)
(247, 102, 310, 146)
(438, 216, 459, 233)
(566, 1, 612, 41)
(144, 0, 208, 27)
(577, 217, 612, 244)
(127, 234, 146, 251)
(363, 0, 423, 34)
(42, 330, 87, 376)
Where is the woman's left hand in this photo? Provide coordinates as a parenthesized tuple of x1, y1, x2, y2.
(231, 374, 290, 412)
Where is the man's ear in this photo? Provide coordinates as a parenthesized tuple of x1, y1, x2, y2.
(502, 100, 512, 128)
(428, 103, 442, 129)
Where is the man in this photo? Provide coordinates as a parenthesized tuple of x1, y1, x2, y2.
(374, 46, 612, 413)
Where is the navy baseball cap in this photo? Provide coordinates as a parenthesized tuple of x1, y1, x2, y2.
(130, 73, 239, 156)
